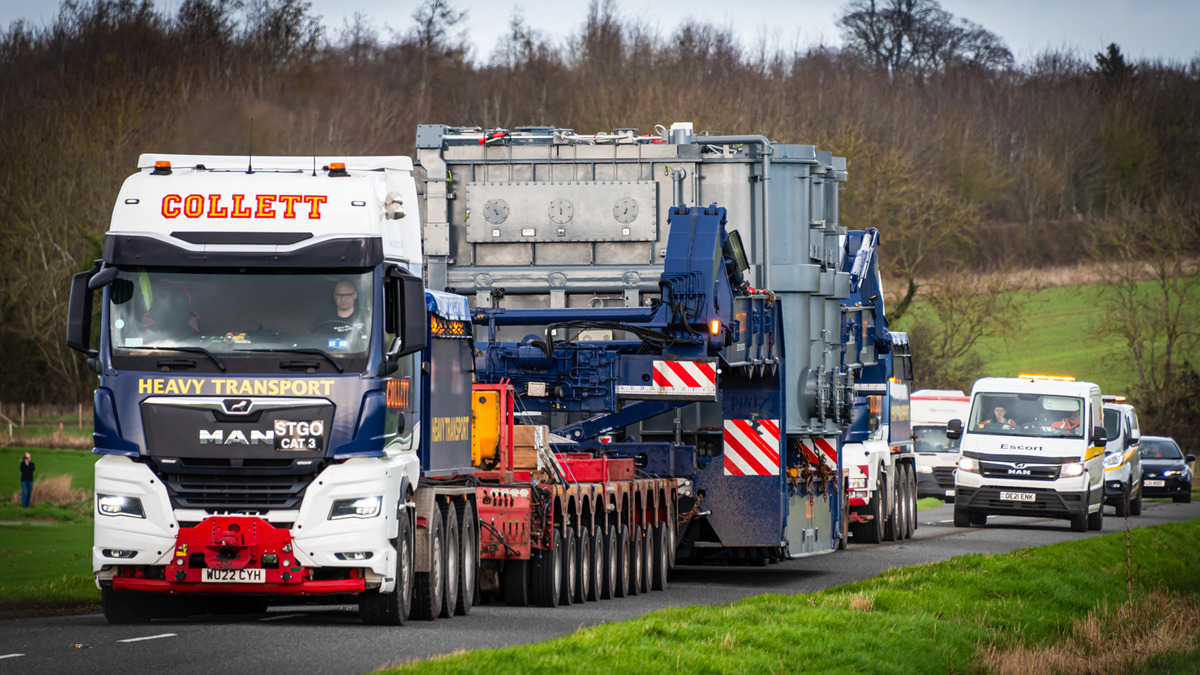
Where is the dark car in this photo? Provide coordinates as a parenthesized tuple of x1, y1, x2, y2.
(1139, 436, 1194, 503)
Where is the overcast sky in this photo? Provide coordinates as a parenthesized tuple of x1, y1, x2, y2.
(4, 0, 1198, 65)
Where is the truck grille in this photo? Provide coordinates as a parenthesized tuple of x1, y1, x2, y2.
(155, 458, 319, 510)
(979, 461, 1059, 481)
(933, 467, 956, 488)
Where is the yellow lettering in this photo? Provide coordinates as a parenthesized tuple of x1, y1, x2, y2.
(268, 380, 279, 396)
(164, 379, 180, 395)
(190, 379, 206, 395)
(279, 380, 292, 396)
(139, 379, 153, 394)
(322, 381, 332, 396)
(254, 380, 267, 396)
(153, 379, 165, 394)
(238, 380, 254, 396)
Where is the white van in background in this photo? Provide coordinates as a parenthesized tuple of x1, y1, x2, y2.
(912, 389, 970, 501)
(1102, 396, 1143, 517)
(948, 375, 1106, 532)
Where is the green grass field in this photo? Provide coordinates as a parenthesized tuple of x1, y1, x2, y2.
(0, 521, 97, 616)
(390, 519, 1200, 673)
(896, 279, 1200, 395)
(0, 446, 97, 499)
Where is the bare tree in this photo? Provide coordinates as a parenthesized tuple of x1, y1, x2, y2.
(837, 0, 1011, 78)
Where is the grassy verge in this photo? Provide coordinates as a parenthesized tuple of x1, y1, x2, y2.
(917, 497, 944, 510)
(0, 520, 98, 618)
(390, 519, 1200, 674)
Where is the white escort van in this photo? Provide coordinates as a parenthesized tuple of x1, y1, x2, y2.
(912, 389, 970, 501)
(947, 375, 1106, 532)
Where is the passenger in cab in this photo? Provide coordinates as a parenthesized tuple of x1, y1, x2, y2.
(978, 405, 1016, 431)
(1052, 409, 1082, 434)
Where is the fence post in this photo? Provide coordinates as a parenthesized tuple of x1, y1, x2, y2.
(20, 402, 25, 427)
(79, 402, 83, 429)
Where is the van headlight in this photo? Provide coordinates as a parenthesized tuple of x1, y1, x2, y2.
(1061, 462, 1086, 478)
(97, 494, 145, 518)
(329, 496, 382, 520)
(1103, 453, 1122, 468)
(916, 464, 933, 474)
(957, 457, 979, 473)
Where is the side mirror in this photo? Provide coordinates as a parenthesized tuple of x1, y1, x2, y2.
(1187, 454, 1195, 463)
(385, 265, 428, 359)
(1091, 425, 1107, 446)
(66, 261, 103, 356)
(946, 418, 962, 440)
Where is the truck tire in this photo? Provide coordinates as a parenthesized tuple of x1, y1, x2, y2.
(439, 502, 460, 619)
(360, 511, 413, 625)
(895, 470, 909, 540)
(411, 506, 444, 621)
(600, 524, 618, 600)
(651, 522, 669, 591)
(666, 503, 677, 569)
(1130, 482, 1143, 516)
(838, 487, 849, 550)
(1114, 483, 1130, 517)
(1088, 501, 1104, 530)
(627, 525, 644, 596)
(883, 474, 899, 542)
(454, 500, 476, 616)
(101, 587, 154, 624)
(573, 525, 591, 604)
(861, 480, 885, 543)
(906, 465, 918, 539)
(588, 525, 603, 601)
(530, 527, 560, 607)
(613, 523, 630, 598)
(503, 558, 531, 607)
(953, 506, 971, 528)
(559, 526, 576, 606)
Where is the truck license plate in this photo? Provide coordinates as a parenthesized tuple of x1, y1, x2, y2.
(202, 568, 265, 583)
(999, 491, 1036, 502)
(1144, 480, 1165, 487)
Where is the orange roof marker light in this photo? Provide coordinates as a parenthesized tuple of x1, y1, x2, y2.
(152, 160, 172, 175)
(1018, 373, 1076, 382)
(1102, 394, 1127, 403)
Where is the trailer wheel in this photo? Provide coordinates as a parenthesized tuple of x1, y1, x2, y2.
(439, 501, 460, 618)
(531, 527, 560, 607)
(559, 526, 576, 606)
(573, 525, 591, 603)
(101, 587, 154, 624)
(613, 523, 630, 598)
(651, 522, 669, 591)
(600, 524, 618, 600)
(454, 500, 476, 616)
(411, 505, 444, 620)
(503, 558, 530, 607)
(627, 525, 643, 596)
(666, 502, 677, 569)
(639, 524, 653, 593)
(360, 510, 413, 625)
(588, 525, 603, 601)
(953, 506, 971, 528)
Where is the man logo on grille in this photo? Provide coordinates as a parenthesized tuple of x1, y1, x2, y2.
(223, 398, 253, 414)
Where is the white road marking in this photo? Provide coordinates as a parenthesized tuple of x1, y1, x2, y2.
(259, 613, 306, 622)
(939, 519, 954, 523)
(0, 654, 25, 660)
(118, 633, 177, 643)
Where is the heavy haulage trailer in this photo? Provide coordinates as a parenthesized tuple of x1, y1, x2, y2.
(65, 121, 907, 625)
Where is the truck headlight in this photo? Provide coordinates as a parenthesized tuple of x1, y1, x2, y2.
(916, 464, 933, 474)
(848, 478, 867, 489)
(329, 496, 382, 520)
(97, 494, 145, 519)
(957, 457, 979, 473)
(1061, 462, 1086, 478)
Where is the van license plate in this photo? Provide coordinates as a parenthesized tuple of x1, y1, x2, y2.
(202, 568, 264, 583)
(1144, 480, 1165, 487)
(999, 491, 1036, 502)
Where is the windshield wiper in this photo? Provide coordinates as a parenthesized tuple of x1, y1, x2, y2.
(132, 345, 226, 371)
(233, 348, 344, 373)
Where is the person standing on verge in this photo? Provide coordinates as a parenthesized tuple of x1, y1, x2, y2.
(19, 452, 34, 507)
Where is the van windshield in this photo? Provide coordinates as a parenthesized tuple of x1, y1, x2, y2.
(1103, 408, 1121, 441)
(967, 393, 1085, 438)
(914, 425, 960, 453)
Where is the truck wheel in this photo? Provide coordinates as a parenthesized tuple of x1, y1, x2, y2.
(1130, 482, 1143, 516)
(559, 526, 576, 606)
(905, 465, 918, 539)
(454, 500, 476, 616)
(1088, 501, 1104, 530)
(627, 525, 644, 596)
(613, 523, 630, 598)
(411, 505, 444, 621)
(600, 524, 618, 599)
(439, 502, 460, 618)
(574, 525, 591, 604)
(360, 511, 413, 625)
(861, 481, 885, 543)
(953, 506, 971, 528)
(651, 522, 669, 591)
(1070, 509, 1088, 532)
(101, 587, 153, 624)
(1115, 483, 1130, 517)
(503, 558, 531, 607)
(639, 523, 654, 593)
(883, 475, 899, 542)
(838, 488, 849, 550)
(588, 525, 603, 601)
(969, 512, 987, 526)
(531, 526, 560, 607)
(895, 469, 909, 540)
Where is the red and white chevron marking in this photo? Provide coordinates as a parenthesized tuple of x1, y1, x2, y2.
(723, 418, 780, 476)
(652, 360, 716, 391)
(799, 437, 840, 473)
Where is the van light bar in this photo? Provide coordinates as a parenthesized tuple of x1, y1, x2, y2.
(1018, 373, 1076, 382)
(1102, 394, 1127, 402)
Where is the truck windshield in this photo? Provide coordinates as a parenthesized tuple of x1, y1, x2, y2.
(107, 268, 373, 360)
(967, 393, 1085, 438)
(914, 425, 960, 453)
